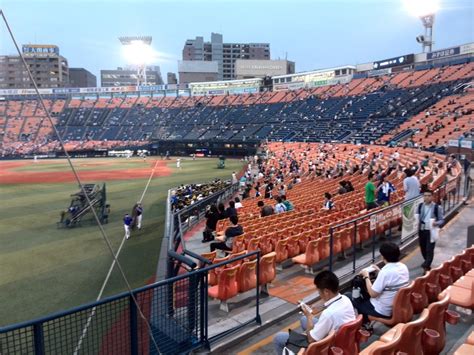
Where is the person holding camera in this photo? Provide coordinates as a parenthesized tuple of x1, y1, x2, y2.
(416, 190, 444, 273)
(273, 271, 355, 355)
(350, 242, 409, 330)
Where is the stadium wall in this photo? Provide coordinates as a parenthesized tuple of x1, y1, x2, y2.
(148, 139, 260, 157)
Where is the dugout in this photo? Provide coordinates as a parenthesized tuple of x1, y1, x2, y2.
(148, 139, 260, 157)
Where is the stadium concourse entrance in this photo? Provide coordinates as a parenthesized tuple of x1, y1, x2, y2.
(148, 139, 260, 157)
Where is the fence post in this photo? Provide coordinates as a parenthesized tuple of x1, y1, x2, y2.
(199, 272, 207, 346)
(352, 222, 357, 274)
(188, 273, 197, 334)
(129, 296, 138, 355)
(256, 251, 262, 325)
(371, 223, 376, 263)
(33, 323, 45, 355)
(329, 228, 334, 272)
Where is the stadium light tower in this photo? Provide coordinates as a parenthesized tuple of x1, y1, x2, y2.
(403, 0, 440, 53)
(119, 36, 153, 85)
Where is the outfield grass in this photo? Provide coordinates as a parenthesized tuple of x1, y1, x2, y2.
(0, 157, 245, 326)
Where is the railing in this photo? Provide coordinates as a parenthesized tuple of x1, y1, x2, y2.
(0, 268, 204, 354)
(327, 174, 467, 277)
(0, 250, 261, 354)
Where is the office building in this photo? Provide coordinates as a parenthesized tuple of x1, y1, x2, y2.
(167, 72, 178, 85)
(68, 68, 97, 88)
(0, 44, 69, 88)
(100, 66, 163, 87)
(178, 61, 219, 84)
(182, 33, 270, 81)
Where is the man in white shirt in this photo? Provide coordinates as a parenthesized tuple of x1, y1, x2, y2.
(350, 242, 409, 329)
(275, 197, 287, 214)
(273, 271, 356, 354)
(234, 197, 243, 209)
(403, 168, 420, 201)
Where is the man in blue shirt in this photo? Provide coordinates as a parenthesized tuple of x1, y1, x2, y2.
(123, 213, 133, 240)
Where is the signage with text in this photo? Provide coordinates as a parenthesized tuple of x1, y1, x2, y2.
(373, 54, 414, 69)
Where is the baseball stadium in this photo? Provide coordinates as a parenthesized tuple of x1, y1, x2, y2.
(0, 1, 474, 354)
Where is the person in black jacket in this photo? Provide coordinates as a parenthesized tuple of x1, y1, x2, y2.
(202, 204, 220, 242)
(225, 201, 237, 218)
(210, 215, 243, 252)
(217, 203, 227, 220)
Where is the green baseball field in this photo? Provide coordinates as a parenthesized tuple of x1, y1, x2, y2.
(0, 156, 245, 327)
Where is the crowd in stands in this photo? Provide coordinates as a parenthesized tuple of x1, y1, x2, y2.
(169, 179, 232, 212)
(196, 142, 467, 354)
(1, 62, 473, 157)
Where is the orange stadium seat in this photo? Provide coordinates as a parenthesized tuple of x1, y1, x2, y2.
(368, 281, 414, 326)
(423, 292, 460, 355)
(207, 265, 240, 312)
(333, 314, 369, 354)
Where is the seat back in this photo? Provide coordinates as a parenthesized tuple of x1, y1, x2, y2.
(232, 234, 245, 253)
(259, 235, 273, 255)
(319, 236, 330, 260)
(237, 260, 257, 292)
(438, 262, 454, 287)
(225, 250, 246, 268)
(397, 308, 430, 355)
(390, 282, 415, 324)
(287, 235, 300, 258)
(411, 275, 429, 314)
(304, 331, 336, 355)
(370, 327, 404, 355)
(209, 255, 230, 286)
(275, 238, 289, 263)
(200, 251, 217, 267)
(425, 268, 442, 303)
(216, 265, 239, 300)
(334, 314, 363, 354)
(247, 237, 260, 253)
(259, 252, 276, 285)
(425, 292, 450, 354)
(306, 239, 320, 265)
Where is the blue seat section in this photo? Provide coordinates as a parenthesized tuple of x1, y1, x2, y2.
(51, 77, 467, 144)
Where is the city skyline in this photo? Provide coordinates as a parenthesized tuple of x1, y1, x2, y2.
(0, 0, 473, 85)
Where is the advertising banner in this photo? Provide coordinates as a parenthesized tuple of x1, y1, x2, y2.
(427, 47, 460, 60)
(373, 54, 414, 70)
(448, 139, 460, 147)
(460, 43, 474, 55)
(401, 196, 423, 240)
(368, 68, 391, 77)
(460, 140, 473, 149)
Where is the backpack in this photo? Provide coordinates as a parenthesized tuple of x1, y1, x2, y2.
(417, 203, 440, 221)
(351, 271, 377, 301)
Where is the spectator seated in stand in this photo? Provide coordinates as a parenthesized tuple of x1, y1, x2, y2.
(349, 242, 409, 331)
(281, 195, 294, 211)
(273, 270, 356, 355)
(170, 179, 231, 212)
(202, 204, 219, 243)
(210, 215, 243, 253)
(275, 196, 287, 214)
(258, 200, 275, 217)
(322, 192, 335, 210)
(234, 197, 243, 209)
(226, 200, 238, 218)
